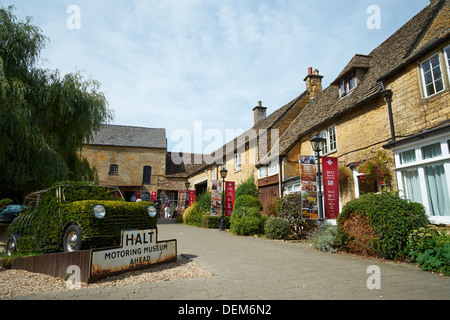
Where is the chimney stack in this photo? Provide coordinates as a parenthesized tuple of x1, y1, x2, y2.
(304, 68, 324, 99)
(253, 101, 267, 125)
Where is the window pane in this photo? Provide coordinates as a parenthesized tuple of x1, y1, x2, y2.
(421, 143, 442, 159)
(424, 71, 433, 84)
(426, 84, 435, 96)
(430, 55, 440, 67)
(402, 169, 422, 204)
(435, 79, 444, 92)
(422, 61, 431, 73)
(424, 164, 449, 216)
(400, 149, 416, 164)
(328, 126, 337, 151)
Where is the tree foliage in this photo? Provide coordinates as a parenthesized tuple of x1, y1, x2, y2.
(0, 6, 112, 197)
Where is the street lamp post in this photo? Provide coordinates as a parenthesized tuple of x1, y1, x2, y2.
(310, 135, 326, 229)
(185, 181, 191, 212)
(220, 167, 228, 231)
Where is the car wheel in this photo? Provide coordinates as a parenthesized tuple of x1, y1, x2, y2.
(6, 235, 18, 256)
(63, 225, 82, 253)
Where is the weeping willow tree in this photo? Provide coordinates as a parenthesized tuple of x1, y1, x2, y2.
(0, 6, 113, 198)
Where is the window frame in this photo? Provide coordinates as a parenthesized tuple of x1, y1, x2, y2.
(318, 125, 337, 156)
(393, 132, 450, 224)
(234, 152, 242, 172)
(109, 164, 119, 176)
(444, 45, 450, 83)
(419, 52, 445, 98)
(339, 73, 357, 98)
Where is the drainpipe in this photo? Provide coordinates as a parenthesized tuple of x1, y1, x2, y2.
(380, 81, 396, 142)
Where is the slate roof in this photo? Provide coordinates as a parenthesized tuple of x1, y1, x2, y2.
(86, 125, 167, 149)
(185, 91, 310, 176)
(276, 0, 447, 158)
(166, 152, 208, 178)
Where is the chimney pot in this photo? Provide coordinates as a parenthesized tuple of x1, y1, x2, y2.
(253, 101, 267, 125)
(308, 67, 313, 75)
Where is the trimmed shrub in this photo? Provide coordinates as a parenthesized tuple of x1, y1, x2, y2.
(183, 192, 211, 227)
(202, 215, 231, 229)
(264, 217, 291, 240)
(6, 182, 157, 254)
(338, 191, 429, 260)
(231, 207, 266, 236)
(235, 175, 259, 199)
(233, 195, 263, 213)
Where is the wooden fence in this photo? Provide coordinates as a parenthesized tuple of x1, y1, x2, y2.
(4, 250, 91, 283)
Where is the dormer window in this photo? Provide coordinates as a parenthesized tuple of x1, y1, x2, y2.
(339, 73, 357, 97)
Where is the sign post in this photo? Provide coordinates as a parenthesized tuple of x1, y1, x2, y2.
(90, 229, 177, 281)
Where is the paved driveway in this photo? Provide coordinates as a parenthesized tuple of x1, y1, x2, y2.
(11, 221, 450, 300)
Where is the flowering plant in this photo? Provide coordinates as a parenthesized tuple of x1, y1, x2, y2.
(358, 150, 393, 186)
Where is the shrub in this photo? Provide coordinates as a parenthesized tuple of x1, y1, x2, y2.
(233, 195, 263, 213)
(264, 217, 291, 240)
(235, 175, 259, 199)
(183, 191, 211, 227)
(231, 207, 266, 236)
(276, 192, 315, 239)
(183, 202, 208, 227)
(338, 191, 429, 260)
(407, 225, 450, 275)
(202, 215, 231, 229)
(311, 225, 340, 253)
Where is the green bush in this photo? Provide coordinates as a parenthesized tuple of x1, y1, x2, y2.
(407, 226, 450, 275)
(202, 215, 231, 229)
(230, 199, 265, 236)
(233, 195, 263, 213)
(183, 202, 207, 227)
(337, 191, 429, 260)
(235, 175, 259, 199)
(7, 182, 156, 254)
(264, 217, 291, 240)
(311, 225, 340, 253)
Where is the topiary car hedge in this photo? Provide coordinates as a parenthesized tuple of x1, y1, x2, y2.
(5, 182, 158, 256)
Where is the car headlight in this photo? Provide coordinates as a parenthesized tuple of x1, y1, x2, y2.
(93, 205, 106, 219)
(147, 205, 157, 218)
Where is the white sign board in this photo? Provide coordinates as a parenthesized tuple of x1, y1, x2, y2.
(90, 229, 177, 279)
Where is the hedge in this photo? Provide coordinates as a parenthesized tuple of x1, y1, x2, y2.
(7, 182, 156, 254)
(337, 191, 429, 260)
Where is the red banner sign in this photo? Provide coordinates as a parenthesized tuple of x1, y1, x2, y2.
(322, 156, 339, 219)
(224, 181, 235, 217)
(188, 190, 196, 207)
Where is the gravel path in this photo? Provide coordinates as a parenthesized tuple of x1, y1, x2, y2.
(0, 255, 213, 299)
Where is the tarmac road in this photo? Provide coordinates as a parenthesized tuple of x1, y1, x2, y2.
(7, 220, 450, 301)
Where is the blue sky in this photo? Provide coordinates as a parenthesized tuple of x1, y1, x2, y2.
(4, 0, 430, 153)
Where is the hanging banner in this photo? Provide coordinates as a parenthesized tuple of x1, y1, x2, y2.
(210, 180, 222, 216)
(299, 155, 318, 220)
(177, 190, 187, 214)
(151, 191, 157, 203)
(322, 156, 340, 220)
(224, 181, 235, 217)
(188, 190, 196, 207)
